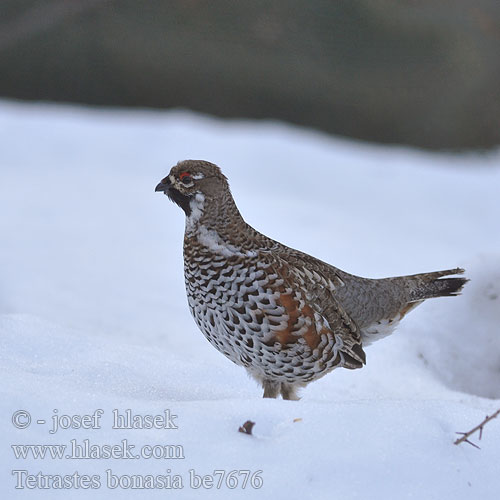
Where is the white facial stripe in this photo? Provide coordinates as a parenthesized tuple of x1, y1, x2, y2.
(192, 174, 205, 180)
(197, 225, 257, 258)
(186, 193, 205, 232)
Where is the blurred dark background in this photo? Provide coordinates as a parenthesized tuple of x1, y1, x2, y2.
(1, 0, 500, 150)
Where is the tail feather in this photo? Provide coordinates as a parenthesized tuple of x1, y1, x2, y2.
(409, 268, 468, 301)
(360, 268, 467, 347)
(429, 276, 468, 297)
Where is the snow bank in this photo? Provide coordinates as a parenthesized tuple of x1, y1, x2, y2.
(413, 255, 500, 399)
(0, 100, 499, 499)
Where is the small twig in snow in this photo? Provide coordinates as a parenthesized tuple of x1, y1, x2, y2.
(454, 408, 500, 449)
(238, 421, 256, 436)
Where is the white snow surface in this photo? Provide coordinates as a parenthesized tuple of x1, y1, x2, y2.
(1, 100, 500, 499)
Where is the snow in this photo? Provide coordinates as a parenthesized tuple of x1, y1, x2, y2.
(1, 99, 499, 499)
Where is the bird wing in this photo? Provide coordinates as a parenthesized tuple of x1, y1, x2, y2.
(262, 250, 366, 370)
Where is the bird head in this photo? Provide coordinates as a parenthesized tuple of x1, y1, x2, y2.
(155, 160, 229, 217)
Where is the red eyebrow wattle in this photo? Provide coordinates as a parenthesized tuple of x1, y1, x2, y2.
(180, 172, 191, 180)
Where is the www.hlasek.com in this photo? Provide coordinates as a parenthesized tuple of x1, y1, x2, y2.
(10, 409, 263, 491)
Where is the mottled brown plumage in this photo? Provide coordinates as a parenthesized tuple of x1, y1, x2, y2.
(156, 160, 467, 400)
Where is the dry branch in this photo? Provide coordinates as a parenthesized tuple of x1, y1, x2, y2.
(455, 408, 500, 449)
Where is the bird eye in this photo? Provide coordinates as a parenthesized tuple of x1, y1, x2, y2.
(179, 172, 192, 184)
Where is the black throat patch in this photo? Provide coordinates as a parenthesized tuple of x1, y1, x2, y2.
(167, 187, 192, 216)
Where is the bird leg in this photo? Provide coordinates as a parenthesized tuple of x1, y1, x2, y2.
(262, 381, 300, 400)
(262, 380, 280, 399)
(281, 383, 300, 401)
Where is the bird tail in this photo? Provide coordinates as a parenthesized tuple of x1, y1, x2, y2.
(408, 267, 468, 301)
(359, 268, 467, 347)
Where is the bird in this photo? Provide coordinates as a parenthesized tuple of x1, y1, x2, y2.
(155, 160, 467, 400)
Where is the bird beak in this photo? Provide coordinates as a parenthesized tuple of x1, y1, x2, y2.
(155, 178, 170, 193)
